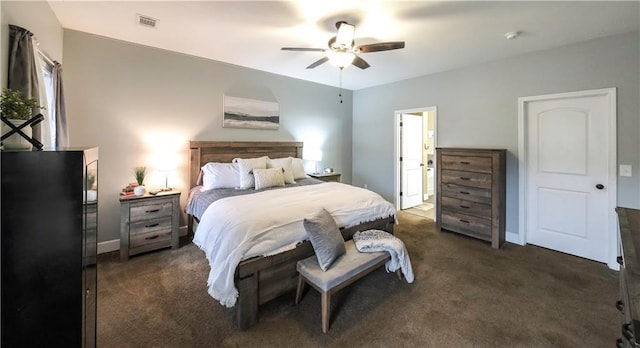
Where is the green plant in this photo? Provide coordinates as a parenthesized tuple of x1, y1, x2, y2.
(134, 166, 146, 186)
(0, 88, 46, 120)
(85, 171, 96, 190)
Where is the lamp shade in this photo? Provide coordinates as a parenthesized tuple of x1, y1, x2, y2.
(303, 148, 323, 162)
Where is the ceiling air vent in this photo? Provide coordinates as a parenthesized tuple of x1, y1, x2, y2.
(136, 14, 158, 28)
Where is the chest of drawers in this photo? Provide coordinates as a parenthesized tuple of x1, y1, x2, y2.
(616, 207, 640, 348)
(436, 148, 506, 248)
(119, 191, 180, 261)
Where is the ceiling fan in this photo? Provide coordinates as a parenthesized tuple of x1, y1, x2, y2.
(281, 21, 405, 70)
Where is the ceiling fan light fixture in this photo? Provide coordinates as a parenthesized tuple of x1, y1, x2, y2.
(328, 51, 355, 68)
(335, 22, 355, 47)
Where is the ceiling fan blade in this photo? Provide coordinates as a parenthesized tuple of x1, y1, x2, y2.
(281, 47, 326, 52)
(306, 56, 329, 69)
(358, 41, 405, 53)
(351, 56, 370, 69)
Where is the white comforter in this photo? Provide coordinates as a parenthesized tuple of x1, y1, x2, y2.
(192, 182, 396, 307)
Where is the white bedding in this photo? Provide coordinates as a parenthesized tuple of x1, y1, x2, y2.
(192, 182, 396, 307)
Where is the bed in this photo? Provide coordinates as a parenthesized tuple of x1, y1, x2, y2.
(187, 141, 396, 329)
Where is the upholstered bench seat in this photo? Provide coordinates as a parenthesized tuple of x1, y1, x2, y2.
(295, 239, 400, 333)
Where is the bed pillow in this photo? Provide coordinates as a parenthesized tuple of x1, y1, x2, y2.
(201, 162, 240, 191)
(303, 209, 346, 271)
(267, 157, 295, 184)
(236, 156, 268, 189)
(253, 167, 285, 190)
(291, 157, 308, 180)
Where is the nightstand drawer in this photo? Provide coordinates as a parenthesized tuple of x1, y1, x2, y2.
(130, 202, 173, 222)
(441, 169, 492, 189)
(440, 212, 492, 239)
(441, 155, 492, 173)
(130, 217, 172, 236)
(442, 196, 492, 218)
(441, 183, 491, 204)
(130, 229, 172, 249)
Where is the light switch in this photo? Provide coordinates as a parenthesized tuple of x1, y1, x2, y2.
(620, 164, 632, 177)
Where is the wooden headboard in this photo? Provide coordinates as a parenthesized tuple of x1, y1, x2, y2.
(189, 141, 304, 189)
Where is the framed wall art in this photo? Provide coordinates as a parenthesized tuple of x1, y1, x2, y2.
(223, 95, 279, 130)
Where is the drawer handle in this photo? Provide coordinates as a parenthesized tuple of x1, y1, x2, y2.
(460, 205, 470, 209)
(460, 161, 470, 165)
(623, 323, 635, 341)
(460, 177, 471, 181)
(146, 209, 160, 214)
(145, 223, 160, 228)
(145, 235, 160, 240)
(459, 219, 470, 224)
(459, 191, 470, 195)
(618, 256, 624, 266)
(616, 300, 625, 313)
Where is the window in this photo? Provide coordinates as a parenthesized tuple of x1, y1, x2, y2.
(38, 52, 55, 148)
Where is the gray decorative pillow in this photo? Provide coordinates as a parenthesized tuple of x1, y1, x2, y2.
(303, 209, 346, 271)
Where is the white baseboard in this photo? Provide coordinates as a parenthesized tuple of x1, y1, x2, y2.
(506, 230, 523, 245)
(97, 225, 189, 254)
(97, 239, 120, 254)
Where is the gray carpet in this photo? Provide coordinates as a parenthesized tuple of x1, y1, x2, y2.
(97, 211, 619, 347)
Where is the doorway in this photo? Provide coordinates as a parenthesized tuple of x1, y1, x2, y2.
(394, 107, 437, 220)
(518, 88, 617, 269)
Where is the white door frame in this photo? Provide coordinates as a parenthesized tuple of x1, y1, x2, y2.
(394, 106, 438, 213)
(517, 88, 618, 269)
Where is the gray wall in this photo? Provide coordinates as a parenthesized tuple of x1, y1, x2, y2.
(63, 30, 353, 245)
(353, 31, 640, 237)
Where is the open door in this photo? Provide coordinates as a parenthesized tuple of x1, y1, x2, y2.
(400, 114, 423, 209)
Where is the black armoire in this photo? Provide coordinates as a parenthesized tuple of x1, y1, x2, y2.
(1, 148, 98, 347)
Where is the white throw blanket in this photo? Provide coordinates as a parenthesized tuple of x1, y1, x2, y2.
(353, 229, 414, 283)
(192, 182, 396, 307)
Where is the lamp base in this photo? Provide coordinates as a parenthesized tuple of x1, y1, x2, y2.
(161, 187, 172, 192)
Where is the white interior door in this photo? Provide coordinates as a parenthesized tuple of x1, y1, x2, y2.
(524, 90, 615, 263)
(401, 114, 423, 209)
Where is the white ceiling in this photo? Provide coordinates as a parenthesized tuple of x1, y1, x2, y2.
(48, 1, 639, 90)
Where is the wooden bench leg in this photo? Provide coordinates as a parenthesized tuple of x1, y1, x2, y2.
(321, 291, 330, 333)
(295, 274, 305, 304)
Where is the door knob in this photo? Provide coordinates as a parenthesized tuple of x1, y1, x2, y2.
(595, 184, 605, 190)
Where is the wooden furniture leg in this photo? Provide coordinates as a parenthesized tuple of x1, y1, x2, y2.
(236, 274, 258, 330)
(321, 291, 330, 333)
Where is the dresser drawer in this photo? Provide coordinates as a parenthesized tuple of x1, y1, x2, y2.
(441, 183, 491, 204)
(442, 196, 492, 218)
(130, 229, 172, 249)
(441, 169, 492, 189)
(130, 202, 173, 222)
(440, 212, 492, 239)
(130, 217, 172, 236)
(441, 155, 492, 173)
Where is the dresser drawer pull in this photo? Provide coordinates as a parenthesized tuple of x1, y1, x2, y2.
(460, 177, 471, 181)
(146, 209, 160, 214)
(459, 191, 470, 195)
(616, 338, 624, 348)
(460, 161, 470, 165)
(623, 323, 635, 341)
(145, 223, 160, 228)
(616, 300, 625, 313)
(460, 205, 470, 209)
(145, 235, 160, 240)
(459, 219, 470, 224)
(618, 256, 624, 265)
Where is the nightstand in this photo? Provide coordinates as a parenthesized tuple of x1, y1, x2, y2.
(119, 190, 180, 261)
(308, 172, 341, 183)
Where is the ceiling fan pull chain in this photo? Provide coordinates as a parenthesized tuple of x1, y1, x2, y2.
(339, 67, 343, 103)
